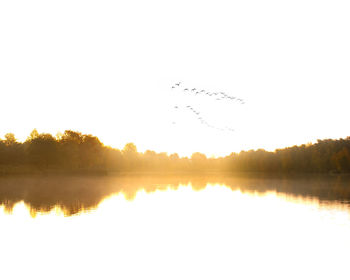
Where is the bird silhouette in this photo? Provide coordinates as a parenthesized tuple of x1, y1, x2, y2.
(179, 105, 234, 132)
(170, 82, 242, 132)
(170, 82, 246, 123)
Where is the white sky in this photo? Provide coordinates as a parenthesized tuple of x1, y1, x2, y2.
(1, 0, 349, 157)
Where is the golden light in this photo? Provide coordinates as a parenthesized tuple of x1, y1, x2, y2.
(1, 183, 350, 280)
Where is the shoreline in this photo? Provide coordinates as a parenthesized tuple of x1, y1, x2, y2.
(1, 167, 349, 178)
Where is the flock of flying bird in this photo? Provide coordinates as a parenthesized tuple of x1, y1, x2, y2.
(171, 82, 245, 104)
(171, 82, 245, 132)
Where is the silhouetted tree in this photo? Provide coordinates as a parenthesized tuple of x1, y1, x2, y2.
(25, 133, 58, 168)
(1, 129, 350, 174)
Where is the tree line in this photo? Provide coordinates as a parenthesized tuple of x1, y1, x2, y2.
(0, 129, 350, 174)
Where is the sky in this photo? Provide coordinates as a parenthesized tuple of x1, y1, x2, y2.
(0, 0, 349, 157)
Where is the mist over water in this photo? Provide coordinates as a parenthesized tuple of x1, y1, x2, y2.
(1, 174, 350, 215)
(1, 175, 350, 280)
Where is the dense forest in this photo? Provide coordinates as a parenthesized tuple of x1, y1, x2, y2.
(0, 129, 350, 174)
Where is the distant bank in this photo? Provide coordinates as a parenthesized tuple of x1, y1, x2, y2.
(1, 129, 350, 175)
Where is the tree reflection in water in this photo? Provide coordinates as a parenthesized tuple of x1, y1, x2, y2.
(0, 174, 350, 216)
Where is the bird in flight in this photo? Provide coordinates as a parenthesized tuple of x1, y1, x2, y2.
(174, 104, 236, 133)
(170, 82, 246, 105)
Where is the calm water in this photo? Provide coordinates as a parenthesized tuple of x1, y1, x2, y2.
(1, 174, 350, 280)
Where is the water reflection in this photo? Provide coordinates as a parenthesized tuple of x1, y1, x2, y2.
(1, 180, 350, 280)
(0, 174, 350, 215)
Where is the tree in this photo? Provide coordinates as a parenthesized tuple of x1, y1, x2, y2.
(191, 152, 207, 171)
(26, 133, 58, 168)
(331, 147, 350, 173)
(123, 143, 137, 154)
(122, 143, 138, 170)
(4, 133, 16, 145)
(80, 134, 103, 169)
(27, 129, 39, 141)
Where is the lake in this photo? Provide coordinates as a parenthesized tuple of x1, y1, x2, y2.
(1, 174, 350, 280)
